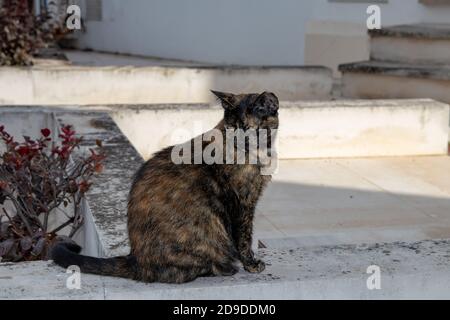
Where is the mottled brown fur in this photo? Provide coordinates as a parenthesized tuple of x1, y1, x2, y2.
(52, 90, 279, 283)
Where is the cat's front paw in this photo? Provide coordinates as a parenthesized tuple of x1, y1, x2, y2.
(243, 259, 265, 273)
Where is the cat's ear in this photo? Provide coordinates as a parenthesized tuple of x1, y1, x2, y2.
(211, 90, 238, 110)
(254, 91, 278, 105)
(254, 91, 279, 110)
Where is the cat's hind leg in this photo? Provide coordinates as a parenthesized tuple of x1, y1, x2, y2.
(211, 261, 239, 276)
(156, 265, 211, 284)
(208, 242, 239, 276)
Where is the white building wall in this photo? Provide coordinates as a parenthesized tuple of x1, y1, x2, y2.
(76, 0, 314, 65)
(75, 0, 450, 66)
(311, 0, 450, 26)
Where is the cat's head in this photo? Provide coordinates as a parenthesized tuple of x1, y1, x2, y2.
(211, 90, 279, 130)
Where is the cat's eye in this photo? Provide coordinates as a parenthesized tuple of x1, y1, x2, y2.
(253, 105, 267, 117)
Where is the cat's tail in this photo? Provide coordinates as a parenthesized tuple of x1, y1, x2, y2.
(51, 242, 138, 280)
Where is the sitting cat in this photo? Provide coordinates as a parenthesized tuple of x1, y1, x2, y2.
(51, 90, 279, 283)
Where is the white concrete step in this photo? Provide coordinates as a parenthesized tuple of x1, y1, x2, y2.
(5, 100, 445, 160)
(258, 226, 449, 249)
(0, 65, 332, 105)
(369, 23, 450, 65)
(107, 100, 449, 160)
(339, 61, 450, 105)
(1, 239, 450, 299)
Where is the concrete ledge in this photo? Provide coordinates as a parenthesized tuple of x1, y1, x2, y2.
(339, 61, 450, 81)
(369, 23, 450, 40)
(1, 239, 450, 299)
(2, 100, 448, 161)
(371, 36, 450, 65)
(340, 69, 450, 105)
(369, 23, 450, 65)
(107, 99, 449, 159)
(0, 65, 332, 105)
(55, 111, 142, 257)
(339, 61, 450, 104)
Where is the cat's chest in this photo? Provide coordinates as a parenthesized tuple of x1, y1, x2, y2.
(229, 165, 270, 202)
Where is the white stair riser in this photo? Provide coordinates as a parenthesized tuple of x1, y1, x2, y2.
(0, 66, 332, 105)
(109, 100, 449, 160)
(341, 72, 450, 104)
(371, 36, 450, 65)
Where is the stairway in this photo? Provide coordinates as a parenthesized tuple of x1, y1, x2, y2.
(339, 23, 450, 104)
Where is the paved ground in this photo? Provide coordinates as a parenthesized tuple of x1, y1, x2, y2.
(2, 239, 450, 299)
(63, 49, 205, 67)
(255, 156, 450, 248)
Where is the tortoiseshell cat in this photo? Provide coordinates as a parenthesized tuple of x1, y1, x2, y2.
(52, 90, 279, 283)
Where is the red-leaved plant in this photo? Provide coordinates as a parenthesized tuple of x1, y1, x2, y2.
(0, 125, 105, 262)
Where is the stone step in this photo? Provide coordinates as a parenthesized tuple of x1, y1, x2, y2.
(1, 239, 450, 299)
(339, 60, 450, 105)
(0, 65, 332, 105)
(5, 101, 448, 162)
(107, 100, 449, 159)
(369, 23, 450, 65)
(258, 226, 448, 249)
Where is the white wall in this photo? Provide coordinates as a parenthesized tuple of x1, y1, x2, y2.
(76, 0, 314, 65)
(311, 0, 450, 26)
(75, 0, 450, 65)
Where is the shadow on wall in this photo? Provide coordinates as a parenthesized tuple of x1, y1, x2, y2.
(207, 65, 334, 102)
(0, 64, 333, 105)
